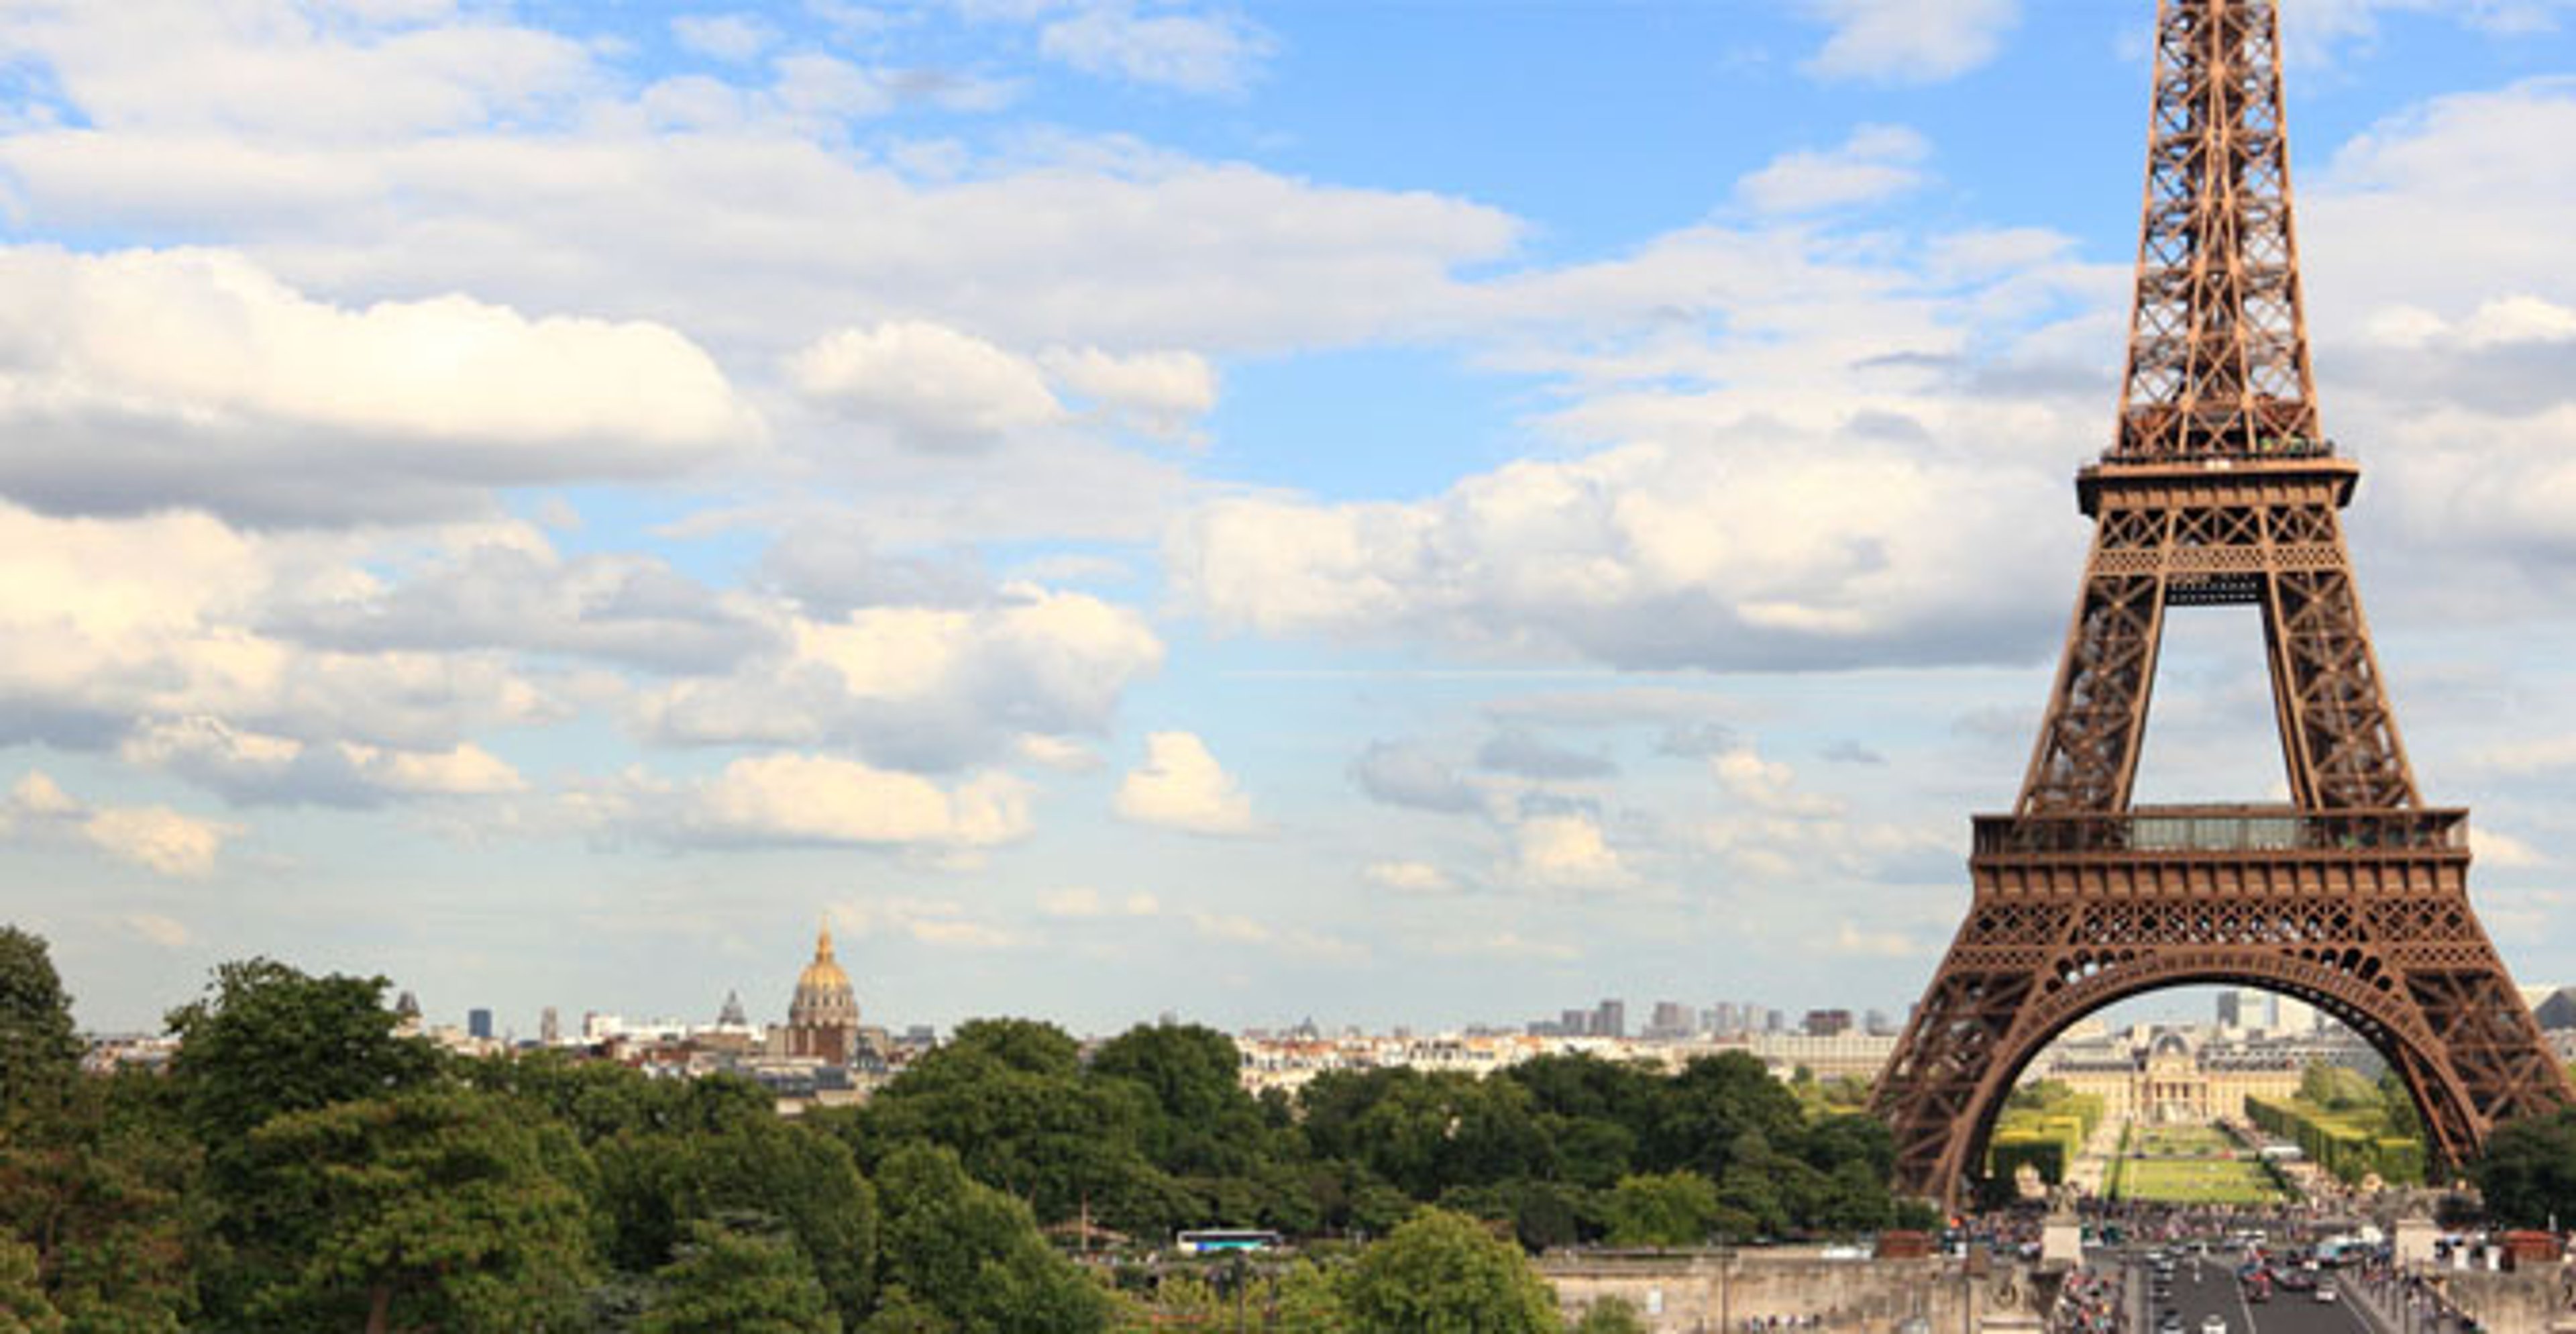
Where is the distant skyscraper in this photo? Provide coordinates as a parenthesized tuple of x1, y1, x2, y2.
(1594, 998, 1626, 1040)
(2218, 988, 2275, 1031)
(467, 1008, 493, 1040)
(1803, 1009, 1852, 1037)
(1560, 1007, 1592, 1037)
(540, 1007, 561, 1045)
(1865, 1008, 1894, 1036)
(1648, 1001, 1691, 1037)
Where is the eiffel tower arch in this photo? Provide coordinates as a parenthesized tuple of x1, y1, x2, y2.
(1872, 0, 2574, 1205)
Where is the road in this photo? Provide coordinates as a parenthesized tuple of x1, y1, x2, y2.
(2106, 1247, 2378, 1334)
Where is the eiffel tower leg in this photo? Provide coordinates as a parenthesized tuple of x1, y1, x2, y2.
(1875, 850, 2574, 1206)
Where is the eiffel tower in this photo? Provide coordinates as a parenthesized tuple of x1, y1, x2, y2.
(1873, 0, 2574, 1204)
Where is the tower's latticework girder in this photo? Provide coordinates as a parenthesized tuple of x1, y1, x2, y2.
(1872, 0, 2571, 1207)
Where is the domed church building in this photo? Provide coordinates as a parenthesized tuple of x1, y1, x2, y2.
(783, 919, 859, 1062)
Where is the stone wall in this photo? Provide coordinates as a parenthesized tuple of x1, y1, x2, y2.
(2424, 1266, 2576, 1334)
(1540, 1251, 2058, 1334)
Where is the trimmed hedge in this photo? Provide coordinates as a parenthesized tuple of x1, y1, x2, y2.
(2246, 1095, 2424, 1186)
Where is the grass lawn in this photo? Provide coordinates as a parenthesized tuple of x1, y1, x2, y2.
(2110, 1157, 2288, 1204)
(2132, 1126, 2235, 1158)
(2103, 1125, 2290, 1204)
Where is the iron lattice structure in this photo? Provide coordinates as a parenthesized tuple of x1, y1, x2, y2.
(1872, 0, 2573, 1205)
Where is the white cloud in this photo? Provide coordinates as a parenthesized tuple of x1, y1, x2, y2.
(1037, 3, 1274, 94)
(690, 753, 1033, 848)
(0, 0, 596, 143)
(1363, 860, 1458, 895)
(0, 246, 761, 524)
(1507, 813, 1631, 891)
(1116, 731, 1260, 835)
(1169, 432, 2072, 673)
(1, 770, 239, 877)
(2473, 825, 2546, 870)
(1801, 0, 2019, 85)
(791, 319, 1065, 447)
(643, 584, 1164, 770)
(671, 13, 776, 63)
(1038, 346, 1218, 439)
(1712, 746, 1844, 819)
(788, 323, 1219, 449)
(121, 717, 527, 807)
(1735, 124, 1931, 215)
(0, 502, 566, 759)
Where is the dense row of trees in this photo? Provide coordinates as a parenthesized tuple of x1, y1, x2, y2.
(2244, 1063, 2430, 1188)
(23, 923, 2571, 1330)
(0, 928, 1918, 1331)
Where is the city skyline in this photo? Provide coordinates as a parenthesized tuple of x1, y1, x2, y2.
(9, 2, 2576, 1036)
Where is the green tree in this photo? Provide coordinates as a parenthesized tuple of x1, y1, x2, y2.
(598, 1117, 875, 1323)
(871, 1143, 1110, 1333)
(641, 1218, 841, 1334)
(0, 927, 81, 1118)
(1604, 1171, 1721, 1248)
(1087, 1022, 1271, 1179)
(1267, 1260, 1348, 1333)
(1644, 1054, 1804, 1182)
(2298, 1062, 2377, 1113)
(1570, 1296, 1651, 1334)
(239, 1086, 598, 1333)
(164, 958, 440, 1150)
(857, 1288, 953, 1334)
(853, 1019, 1165, 1233)
(2470, 1109, 2576, 1229)
(1340, 1209, 1560, 1334)
(0, 1237, 62, 1334)
(0, 1071, 197, 1333)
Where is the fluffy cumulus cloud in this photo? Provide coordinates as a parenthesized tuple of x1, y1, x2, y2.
(789, 321, 1218, 449)
(120, 717, 526, 808)
(1505, 811, 1631, 891)
(0, 248, 759, 525)
(792, 321, 1067, 447)
(670, 13, 777, 63)
(0, 0, 597, 143)
(2293, 79, 2576, 604)
(1115, 731, 1260, 835)
(0, 501, 578, 767)
(0, 771, 237, 876)
(685, 753, 1033, 849)
(643, 584, 1163, 770)
(1036, 3, 1275, 94)
(1800, 0, 2020, 85)
(1170, 433, 2070, 672)
(1735, 125, 1932, 215)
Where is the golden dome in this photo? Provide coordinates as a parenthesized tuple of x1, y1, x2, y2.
(788, 918, 858, 1041)
(797, 920, 851, 993)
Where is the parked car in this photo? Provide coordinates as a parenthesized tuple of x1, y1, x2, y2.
(2202, 1317, 2227, 1334)
(2316, 1285, 2339, 1304)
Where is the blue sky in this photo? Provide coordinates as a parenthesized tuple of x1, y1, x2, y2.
(7, 0, 2576, 1039)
